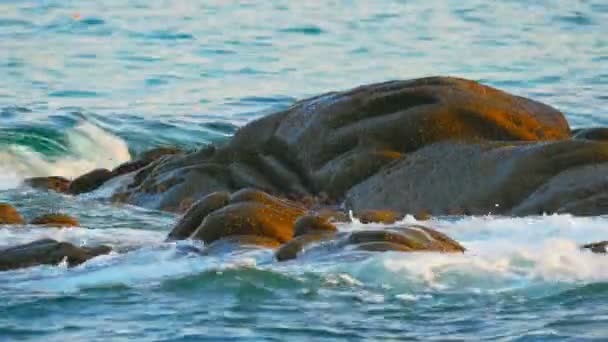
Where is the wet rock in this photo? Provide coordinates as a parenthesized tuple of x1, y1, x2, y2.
(355, 210, 402, 224)
(68, 168, 114, 195)
(573, 127, 608, 142)
(203, 235, 282, 255)
(23, 176, 70, 193)
(112, 77, 569, 211)
(112, 147, 184, 177)
(190, 190, 305, 245)
(0, 239, 111, 271)
(30, 213, 79, 227)
(167, 191, 231, 240)
(345, 140, 608, 216)
(276, 224, 465, 261)
(0, 203, 24, 225)
(581, 241, 608, 254)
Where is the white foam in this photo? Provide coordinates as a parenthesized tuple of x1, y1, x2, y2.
(0, 122, 131, 190)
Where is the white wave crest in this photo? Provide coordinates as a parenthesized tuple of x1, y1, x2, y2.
(0, 122, 131, 189)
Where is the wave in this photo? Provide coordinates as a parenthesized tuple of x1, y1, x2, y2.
(0, 122, 131, 190)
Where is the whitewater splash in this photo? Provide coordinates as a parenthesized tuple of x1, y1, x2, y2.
(1, 213, 606, 295)
(0, 122, 131, 190)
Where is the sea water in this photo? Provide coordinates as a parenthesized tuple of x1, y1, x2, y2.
(0, 1, 607, 340)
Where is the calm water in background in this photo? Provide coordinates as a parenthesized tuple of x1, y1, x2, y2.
(0, 1, 607, 341)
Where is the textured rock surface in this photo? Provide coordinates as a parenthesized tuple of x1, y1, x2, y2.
(0, 239, 111, 271)
(345, 140, 608, 215)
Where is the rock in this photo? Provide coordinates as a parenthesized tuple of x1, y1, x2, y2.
(190, 190, 305, 245)
(68, 168, 114, 194)
(581, 241, 608, 254)
(355, 210, 402, 224)
(203, 235, 282, 255)
(112, 147, 184, 177)
(275, 232, 336, 261)
(0, 239, 111, 271)
(0, 203, 24, 225)
(30, 213, 79, 227)
(293, 215, 337, 237)
(167, 191, 231, 240)
(345, 140, 608, 216)
(276, 224, 465, 261)
(23, 176, 70, 193)
(110, 77, 569, 211)
(573, 128, 608, 142)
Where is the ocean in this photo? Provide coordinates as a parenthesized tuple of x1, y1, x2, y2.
(1, 1, 607, 340)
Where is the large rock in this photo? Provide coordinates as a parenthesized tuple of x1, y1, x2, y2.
(111, 77, 570, 211)
(0, 239, 111, 271)
(0, 203, 24, 225)
(276, 225, 465, 261)
(345, 140, 608, 216)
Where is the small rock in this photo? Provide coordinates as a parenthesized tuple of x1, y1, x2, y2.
(68, 168, 114, 194)
(167, 191, 231, 240)
(30, 213, 79, 227)
(581, 241, 608, 254)
(23, 176, 70, 193)
(0, 239, 111, 271)
(0, 203, 24, 225)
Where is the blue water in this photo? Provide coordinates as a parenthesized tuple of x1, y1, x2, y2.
(1, 1, 608, 340)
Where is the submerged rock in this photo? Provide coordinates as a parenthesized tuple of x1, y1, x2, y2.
(68, 168, 114, 195)
(30, 213, 79, 227)
(0, 203, 24, 225)
(23, 176, 70, 193)
(0, 239, 111, 271)
(276, 225, 465, 261)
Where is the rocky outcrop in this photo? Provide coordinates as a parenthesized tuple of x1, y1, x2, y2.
(109, 76, 571, 213)
(0, 239, 111, 271)
(30, 213, 80, 227)
(0, 203, 24, 225)
(33, 77, 608, 217)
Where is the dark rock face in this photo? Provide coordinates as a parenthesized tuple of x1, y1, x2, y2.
(68, 168, 114, 195)
(30, 213, 80, 227)
(573, 128, 608, 142)
(112, 147, 184, 177)
(23, 176, 70, 193)
(0, 203, 24, 225)
(276, 225, 465, 261)
(0, 239, 111, 271)
(345, 140, 608, 216)
(582, 241, 608, 254)
(111, 76, 570, 212)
